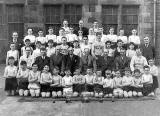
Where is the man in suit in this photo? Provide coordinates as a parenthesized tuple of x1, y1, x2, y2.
(61, 47, 80, 76)
(140, 36, 155, 61)
(34, 47, 50, 71)
(114, 47, 130, 75)
(80, 48, 96, 75)
(50, 46, 63, 74)
(74, 20, 88, 36)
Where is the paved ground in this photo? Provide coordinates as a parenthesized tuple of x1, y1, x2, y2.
(0, 64, 160, 116)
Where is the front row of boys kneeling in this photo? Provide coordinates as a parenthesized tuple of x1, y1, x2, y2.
(4, 56, 155, 100)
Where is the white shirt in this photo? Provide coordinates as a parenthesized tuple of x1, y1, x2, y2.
(73, 48, 82, 57)
(142, 74, 153, 84)
(46, 47, 56, 57)
(46, 34, 57, 42)
(24, 35, 36, 44)
(122, 76, 133, 86)
(101, 34, 108, 43)
(92, 41, 105, 56)
(106, 34, 118, 43)
(56, 35, 69, 44)
(126, 49, 136, 58)
(80, 43, 91, 54)
(4, 65, 17, 77)
(88, 35, 96, 44)
(67, 34, 77, 42)
(130, 55, 148, 72)
(103, 78, 114, 88)
(84, 74, 94, 84)
(117, 36, 128, 44)
(19, 55, 33, 68)
(36, 36, 47, 44)
(128, 35, 140, 45)
(62, 76, 73, 86)
(7, 50, 19, 61)
(17, 69, 30, 79)
(150, 65, 158, 77)
(32, 48, 41, 61)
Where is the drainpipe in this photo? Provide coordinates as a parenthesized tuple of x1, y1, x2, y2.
(153, 0, 156, 47)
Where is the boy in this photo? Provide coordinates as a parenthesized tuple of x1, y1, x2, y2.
(62, 69, 73, 103)
(84, 68, 95, 97)
(21, 39, 33, 56)
(73, 40, 82, 57)
(17, 61, 29, 96)
(36, 30, 46, 45)
(72, 69, 85, 97)
(46, 40, 55, 57)
(32, 41, 41, 63)
(141, 65, 154, 96)
(113, 70, 123, 98)
(103, 69, 114, 98)
(4, 56, 18, 96)
(59, 37, 69, 55)
(46, 27, 57, 43)
(67, 27, 78, 46)
(148, 59, 159, 92)
(132, 69, 143, 97)
(128, 29, 140, 46)
(50, 67, 63, 98)
(122, 68, 133, 98)
(93, 70, 104, 98)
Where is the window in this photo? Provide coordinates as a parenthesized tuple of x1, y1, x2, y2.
(7, 5, 24, 42)
(0, 4, 5, 40)
(102, 5, 118, 34)
(122, 5, 139, 36)
(44, 5, 61, 35)
(64, 5, 82, 31)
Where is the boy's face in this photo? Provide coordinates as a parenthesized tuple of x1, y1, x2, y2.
(25, 41, 30, 46)
(105, 71, 111, 78)
(21, 64, 27, 70)
(117, 42, 123, 47)
(36, 43, 41, 48)
(65, 70, 71, 75)
(109, 28, 114, 34)
(70, 28, 74, 33)
(8, 59, 14, 65)
(83, 37, 88, 43)
(12, 32, 18, 39)
(53, 68, 59, 75)
(25, 48, 31, 55)
(132, 29, 137, 35)
(75, 70, 80, 75)
(120, 49, 125, 55)
(48, 29, 53, 34)
(38, 31, 43, 36)
(119, 30, 124, 35)
(28, 29, 33, 35)
(10, 44, 15, 50)
(93, 22, 98, 27)
(144, 68, 150, 74)
(59, 29, 64, 35)
(115, 71, 121, 77)
(99, 28, 103, 33)
(136, 49, 142, 56)
(106, 43, 111, 48)
(97, 35, 102, 41)
(96, 71, 102, 76)
(125, 71, 131, 77)
(87, 69, 92, 75)
(149, 60, 154, 66)
(78, 31, 83, 36)
(62, 38, 67, 44)
(129, 44, 134, 49)
(73, 42, 79, 47)
(89, 29, 94, 34)
(48, 42, 53, 47)
(134, 72, 140, 78)
(32, 65, 38, 71)
(43, 65, 49, 72)
(63, 21, 68, 27)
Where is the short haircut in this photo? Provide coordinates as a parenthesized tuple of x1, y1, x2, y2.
(8, 56, 14, 60)
(129, 42, 135, 46)
(134, 69, 140, 73)
(117, 39, 123, 43)
(10, 42, 15, 45)
(48, 40, 54, 43)
(105, 40, 111, 44)
(143, 65, 150, 69)
(48, 27, 53, 30)
(96, 32, 102, 36)
(25, 39, 30, 42)
(74, 40, 79, 43)
(20, 61, 27, 65)
(119, 28, 124, 31)
(125, 67, 131, 72)
(36, 41, 41, 44)
(53, 66, 59, 71)
(40, 47, 46, 51)
(32, 63, 38, 67)
(25, 46, 31, 50)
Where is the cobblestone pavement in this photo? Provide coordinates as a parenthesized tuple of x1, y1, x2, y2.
(0, 64, 160, 116)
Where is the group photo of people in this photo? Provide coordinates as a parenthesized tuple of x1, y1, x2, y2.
(3, 19, 158, 102)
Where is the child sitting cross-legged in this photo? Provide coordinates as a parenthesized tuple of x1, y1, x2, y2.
(28, 63, 41, 97)
(132, 69, 143, 97)
(93, 70, 104, 98)
(62, 69, 73, 102)
(113, 70, 123, 98)
(40, 65, 52, 98)
(72, 69, 85, 97)
(50, 67, 63, 98)
(103, 69, 114, 98)
(17, 61, 29, 96)
(122, 68, 134, 98)
(83, 68, 95, 97)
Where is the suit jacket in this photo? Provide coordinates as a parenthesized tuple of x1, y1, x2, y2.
(101, 56, 115, 71)
(140, 43, 155, 60)
(50, 53, 63, 73)
(62, 54, 80, 74)
(80, 54, 96, 73)
(35, 56, 50, 71)
(114, 55, 130, 71)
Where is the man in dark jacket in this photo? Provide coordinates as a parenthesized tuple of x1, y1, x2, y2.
(50, 46, 63, 74)
(74, 20, 88, 36)
(35, 47, 50, 71)
(140, 36, 155, 61)
(61, 47, 80, 76)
